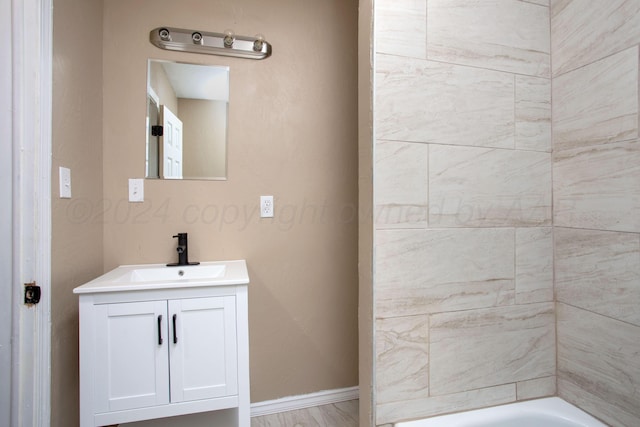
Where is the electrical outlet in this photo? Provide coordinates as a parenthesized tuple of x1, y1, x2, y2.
(260, 195, 274, 218)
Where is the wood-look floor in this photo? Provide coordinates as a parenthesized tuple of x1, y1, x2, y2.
(251, 400, 359, 427)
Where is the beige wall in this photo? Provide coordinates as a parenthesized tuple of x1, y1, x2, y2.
(51, 0, 357, 426)
(51, 1, 104, 427)
(551, 2, 640, 426)
(180, 98, 227, 178)
(149, 61, 178, 113)
(102, 0, 358, 406)
(371, 1, 554, 425)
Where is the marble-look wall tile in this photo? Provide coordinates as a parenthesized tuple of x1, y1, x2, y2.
(376, 54, 514, 148)
(430, 303, 555, 395)
(516, 228, 553, 304)
(553, 47, 639, 152)
(557, 303, 640, 424)
(376, 384, 515, 425)
(551, 0, 640, 76)
(427, 0, 550, 77)
(558, 377, 640, 427)
(524, 0, 549, 5)
(374, 140, 428, 229)
(375, 0, 427, 58)
(515, 76, 551, 152)
(429, 145, 552, 227)
(555, 227, 640, 326)
(553, 140, 640, 232)
(516, 376, 556, 400)
(375, 228, 515, 317)
(375, 316, 429, 404)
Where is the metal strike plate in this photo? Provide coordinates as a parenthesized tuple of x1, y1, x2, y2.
(24, 283, 41, 305)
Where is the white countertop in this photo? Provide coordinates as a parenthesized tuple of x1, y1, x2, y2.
(73, 260, 249, 294)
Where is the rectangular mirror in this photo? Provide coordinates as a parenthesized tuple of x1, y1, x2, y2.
(146, 59, 229, 180)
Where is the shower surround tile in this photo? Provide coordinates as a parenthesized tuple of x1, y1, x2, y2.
(429, 303, 556, 395)
(375, 228, 515, 317)
(515, 76, 551, 152)
(558, 378, 640, 427)
(551, 0, 640, 76)
(375, 0, 427, 58)
(516, 376, 556, 400)
(515, 227, 553, 304)
(375, 315, 429, 404)
(374, 140, 428, 229)
(552, 47, 639, 152)
(557, 304, 640, 424)
(376, 384, 515, 425)
(427, 0, 550, 77)
(375, 54, 515, 149)
(553, 140, 640, 232)
(555, 227, 640, 326)
(429, 145, 551, 227)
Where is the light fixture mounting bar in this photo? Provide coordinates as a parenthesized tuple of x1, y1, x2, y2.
(149, 26, 272, 60)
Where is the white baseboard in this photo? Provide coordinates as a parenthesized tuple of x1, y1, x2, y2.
(250, 386, 359, 417)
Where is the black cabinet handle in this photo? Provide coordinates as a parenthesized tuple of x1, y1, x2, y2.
(172, 314, 178, 344)
(157, 315, 163, 345)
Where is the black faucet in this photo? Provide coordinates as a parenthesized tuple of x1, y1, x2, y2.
(167, 233, 200, 267)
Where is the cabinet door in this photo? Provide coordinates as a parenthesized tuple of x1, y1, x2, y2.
(94, 301, 170, 412)
(168, 296, 238, 402)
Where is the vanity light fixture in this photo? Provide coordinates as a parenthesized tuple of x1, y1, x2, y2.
(150, 26, 272, 60)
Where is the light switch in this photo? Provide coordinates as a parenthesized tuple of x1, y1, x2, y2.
(128, 179, 144, 202)
(59, 167, 71, 199)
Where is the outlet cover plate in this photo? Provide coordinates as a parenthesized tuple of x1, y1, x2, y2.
(59, 167, 71, 199)
(129, 179, 144, 202)
(260, 195, 274, 218)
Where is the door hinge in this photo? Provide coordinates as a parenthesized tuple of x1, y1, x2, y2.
(24, 282, 41, 305)
(151, 125, 164, 136)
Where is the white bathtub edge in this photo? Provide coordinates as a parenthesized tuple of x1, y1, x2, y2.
(394, 397, 607, 427)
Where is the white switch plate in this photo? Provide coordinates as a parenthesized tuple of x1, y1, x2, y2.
(59, 167, 71, 199)
(260, 195, 274, 218)
(128, 179, 144, 202)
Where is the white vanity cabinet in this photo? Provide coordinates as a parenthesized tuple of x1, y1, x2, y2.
(74, 261, 250, 427)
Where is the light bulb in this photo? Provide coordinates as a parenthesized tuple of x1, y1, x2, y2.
(191, 31, 203, 44)
(253, 33, 265, 52)
(223, 29, 235, 48)
(158, 28, 171, 41)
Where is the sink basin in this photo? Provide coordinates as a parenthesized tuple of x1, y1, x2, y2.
(73, 260, 249, 294)
(114, 264, 226, 283)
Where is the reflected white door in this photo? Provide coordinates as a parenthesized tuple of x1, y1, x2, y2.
(160, 105, 183, 179)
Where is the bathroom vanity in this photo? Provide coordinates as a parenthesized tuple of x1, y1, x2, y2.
(73, 260, 250, 427)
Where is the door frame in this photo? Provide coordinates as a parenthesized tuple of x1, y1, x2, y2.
(5, 0, 53, 425)
(1, 0, 14, 422)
